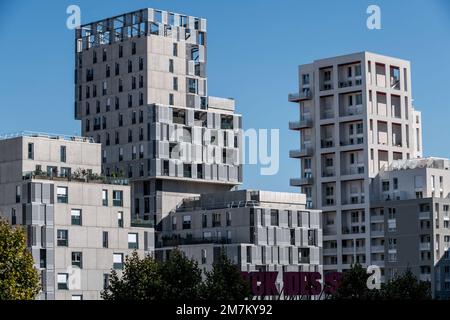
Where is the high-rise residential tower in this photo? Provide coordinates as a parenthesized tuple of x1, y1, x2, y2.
(74, 8, 243, 228)
(288, 52, 423, 273)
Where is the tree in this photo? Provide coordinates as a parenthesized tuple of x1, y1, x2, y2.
(0, 219, 40, 300)
(159, 248, 204, 300)
(202, 251, 251, 300)
(101, 251, 162, 300)
(331, 263, 380, 300)
(381, 269, 431, 300)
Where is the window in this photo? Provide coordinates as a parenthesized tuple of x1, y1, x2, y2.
(60, 146, 67, 162)
(16, 186, 21, 203)
(132, 42, 136, 55)
(113, 253, 124, 269)
(169, 93, 174, 106)
(57, 187, 68, 203)
(183, 215, 192, 229)
(72, 252, 82, 268)
(270, 210, 279, 226)
(169, 59, 174, 73)
(393, 178, 398, 190)
(173, 43, 178, 56)
(118, 212, 124, 228)
(28, 143, 34, 159)
(128, 233, 138, 249)
(119, 45, 123, 58)
(226, 212, 231, 226)
(72, 295, 83, 301)
(71, 209, 82, 226)
(103, 274, 110, 289)
(57, 273, 69, 290)
(201, 249, 207, 264)
(103, 231, 108, 248)
(202, 214, 207, 228)
(57, 229, 68, 246)
(212, 213, 221, 227)
(102, 189, 108, 206)
(382, 181, 390, 192)
(113, 191, 123, 206)
(11, 208, 16, 225)
(173, 77, 178, 91)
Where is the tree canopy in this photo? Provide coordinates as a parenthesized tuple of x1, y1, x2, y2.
(0, 219, 40, 300)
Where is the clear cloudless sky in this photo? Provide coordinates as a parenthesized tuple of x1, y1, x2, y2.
(0, 0, 449, 192)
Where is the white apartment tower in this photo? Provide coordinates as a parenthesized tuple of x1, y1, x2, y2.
(288, 52, 423, 272)
(74, 9, 243, 227)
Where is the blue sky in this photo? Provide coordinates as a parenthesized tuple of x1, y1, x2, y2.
(0, 0, 449, 192)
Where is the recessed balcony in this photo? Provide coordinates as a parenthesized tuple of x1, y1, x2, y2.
(288, 90, 313, 102)
(290, 177, 314, 187)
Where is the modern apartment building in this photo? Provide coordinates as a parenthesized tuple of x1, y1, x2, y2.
(0, 132, 154, 300)
(372, 157, 450, 298)
(74, 8, 243, 228)
(156, 189, 322, 295)
(288, 52, 423, 273)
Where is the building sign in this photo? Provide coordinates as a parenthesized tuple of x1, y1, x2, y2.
(241, 271, 342, 297)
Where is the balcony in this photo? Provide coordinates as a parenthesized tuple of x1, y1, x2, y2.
(371, 245, 385, 253)
(341, 105, 363, 117)
(289, 119, 313, 130)
(371, 230, 384, 237)
(322, 168, 335, 178)
(321, 139, 334, 149)
(290, 177, 314, 187)
(288, 90, 313, 102)
(342, 166, 365, 176)
(419, 274, 431, 282)
(289, 148, 313, 158)
(323, 248, 337, 255)
(420, 243, 431, 251)
(419, 211, 431, 220)
(370, 215, 384, 223)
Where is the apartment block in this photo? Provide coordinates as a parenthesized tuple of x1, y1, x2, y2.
(0, 133, 154, 300)
(74, 8, 243, 227)
(288, 52, 423, 272)
(156, 189, 322, 294)
(372, 158, 450, 298)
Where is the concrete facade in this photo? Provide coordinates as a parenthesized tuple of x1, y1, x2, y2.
(156, 190, 322, 294)
(0, 133, 154, 300)
(288, 52, 423, 273)
(372, 158, 450, 298)
(74, 8, 243, 227)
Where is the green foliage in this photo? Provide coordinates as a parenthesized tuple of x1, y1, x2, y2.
(202, 251, 251, 300)
(331, 263, 380, 300)
(331, 263, 432, 300)
(159, 248, 204, 300)
(102, 248, 251, 301)
(381, 269, 431, 300)
(0, 219, 40, 300)
(101, 251, 162, 300)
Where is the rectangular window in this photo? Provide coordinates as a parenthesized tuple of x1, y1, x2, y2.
(113, 190, 123, 206)
(103, 231, 108, 248)
(71, 209, 82, 226)
(173, 43, 178, 56)
(183, 215, 192, 229)
(118, 212, 124, 228)
(57, 187, 68, 203)
(57, 273, 69, 290)
(71, 252, 83, 268)
(102, 189, 108, 206)
(28, 143, 34, 159)
(103, 274, 110, 289)
(270, 210, 279, 226)
(16, 186, 21, 203)
(57, 229, 68, 246)
(128, 233, 138, 249)
(60, 146, 67, 163)
(113, 253, 124, 269)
